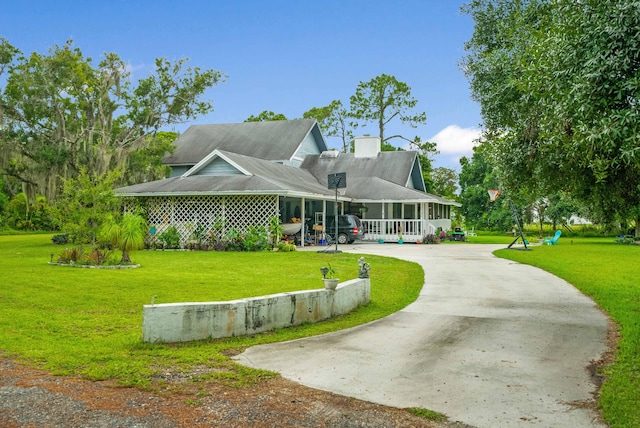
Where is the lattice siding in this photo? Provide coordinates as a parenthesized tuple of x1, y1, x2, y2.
(140, 195, 278, 247)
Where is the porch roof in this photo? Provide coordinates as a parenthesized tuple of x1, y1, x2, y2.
(116, 150, 345, 200)
(116, 175, 344, 199)
(345, 177, 461, 206)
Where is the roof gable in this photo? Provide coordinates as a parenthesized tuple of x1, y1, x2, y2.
(184, 150, 250, 177)
(163, 119, 328, 166)
(408, 156, 427, 191)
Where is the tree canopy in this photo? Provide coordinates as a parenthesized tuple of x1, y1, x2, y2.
(462, 0, 640, 235)
(432, 167, 459, 200)
(303, 100, 356, 153)
(349, 74, 427, 147)
(0, 38, 225, 203)
(303, 74, 437, 190)
(245, 110, 287, 122)
(458, 145, 513, 230)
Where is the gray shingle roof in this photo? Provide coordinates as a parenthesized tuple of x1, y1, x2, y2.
(300, 151, 419, 188)
(117, 120, 459, 206)
(117, 150, 339, 199)
(344, 177, 440, 202)
(163, 119, 325, 166)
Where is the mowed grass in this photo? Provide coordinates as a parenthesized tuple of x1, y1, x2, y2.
(495, 237, 640, 428)
(0, 234, 423, 388)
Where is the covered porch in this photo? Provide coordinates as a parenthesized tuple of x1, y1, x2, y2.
(354, 201, 455, 243)
(360, 218, 452, 243)
(280, 197, 457, 246)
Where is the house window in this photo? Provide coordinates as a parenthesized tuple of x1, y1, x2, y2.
(403, 204, 415, 219)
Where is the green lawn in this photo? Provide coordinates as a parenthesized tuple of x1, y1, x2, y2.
(495, 238, 640, 428)
(0, 234, 423, 388)
(2, 234, 637, 426)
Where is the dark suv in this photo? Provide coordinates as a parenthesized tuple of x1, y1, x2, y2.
(325, 214, 364, 244)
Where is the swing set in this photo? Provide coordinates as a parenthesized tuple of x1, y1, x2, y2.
(488, 189, 530, 250)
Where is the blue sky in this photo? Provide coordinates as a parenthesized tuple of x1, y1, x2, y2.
(1, 0, 481, 169)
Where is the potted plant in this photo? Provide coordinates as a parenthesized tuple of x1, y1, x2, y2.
(398, 233, 404, 244)
(320, 263, 339, 290)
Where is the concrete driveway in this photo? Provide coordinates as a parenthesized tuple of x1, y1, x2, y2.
(234, 243, 609, 427)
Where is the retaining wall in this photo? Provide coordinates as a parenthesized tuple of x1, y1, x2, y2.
(142, 278, 370, 343)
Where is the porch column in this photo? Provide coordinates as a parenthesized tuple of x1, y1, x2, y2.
(322, 200, 326, 226)
(301, 197, 306, 247)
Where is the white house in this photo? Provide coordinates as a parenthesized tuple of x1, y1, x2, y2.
(116, 119, 459, 245)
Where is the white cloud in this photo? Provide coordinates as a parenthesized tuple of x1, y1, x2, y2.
(124, 62, 148, 76)
(430, 125, 481, 155)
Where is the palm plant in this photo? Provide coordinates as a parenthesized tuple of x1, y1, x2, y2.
(100, 213, 148, 263)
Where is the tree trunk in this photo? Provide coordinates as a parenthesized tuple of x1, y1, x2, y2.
(120, 249, 131, 264)
(636, 215, 640, 238)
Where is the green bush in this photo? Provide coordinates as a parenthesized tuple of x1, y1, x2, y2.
(422, 234, 440, 244)
(158, 226, 180, 249)
(51, 233, 69, 245)
(84, 248, 115, 265)
(275, 241, 297, 252)
(6, 193, 55, 231)
(225, 228, 244, 251)
(242, 225, 269, 251)
(615, 236, 636, 245)
(57, 247, 84, 263)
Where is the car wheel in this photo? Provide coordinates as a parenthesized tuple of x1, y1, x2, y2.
(338, 233, 349, 244)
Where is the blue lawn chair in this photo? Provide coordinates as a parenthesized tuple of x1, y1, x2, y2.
(544, 230, 562, 245)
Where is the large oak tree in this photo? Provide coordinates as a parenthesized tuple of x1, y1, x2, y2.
(462, 0, 640, 235)
(0, 39, 225, 203)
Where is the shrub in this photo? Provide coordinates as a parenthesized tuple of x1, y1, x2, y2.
(158, 226, 180, 249)
(212, 238, 228, 251)
(615, 236, 636, 245)
(242, 225, 269, 251)
(187, 223, 209, 250)
(268, 215, 284, 246)
(84, 248, 114, 265)
(6, 193, 55, 231)
(275, 241, 297, 252)
(423, 234, 440, 244)
(57, 247, 84, 264)
(51, 234, 69, 245)
(225, 228, 244, 252)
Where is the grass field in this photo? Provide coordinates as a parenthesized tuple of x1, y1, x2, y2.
(0, 234, 423, 388)
(2, 233, 638, 426)
(495, 237, 640, 428)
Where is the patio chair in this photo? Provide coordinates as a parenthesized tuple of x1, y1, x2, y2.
(544, 230, 562, 245)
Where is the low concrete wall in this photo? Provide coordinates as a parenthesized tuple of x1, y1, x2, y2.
(143, 278, 370, 343)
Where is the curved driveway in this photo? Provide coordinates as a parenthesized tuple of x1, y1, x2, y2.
(235, 243, 609, 427)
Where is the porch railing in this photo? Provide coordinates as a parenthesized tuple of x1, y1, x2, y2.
(360, 219, 451, 243)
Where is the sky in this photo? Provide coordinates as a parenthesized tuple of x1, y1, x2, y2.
(1, 0, 482, 170)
